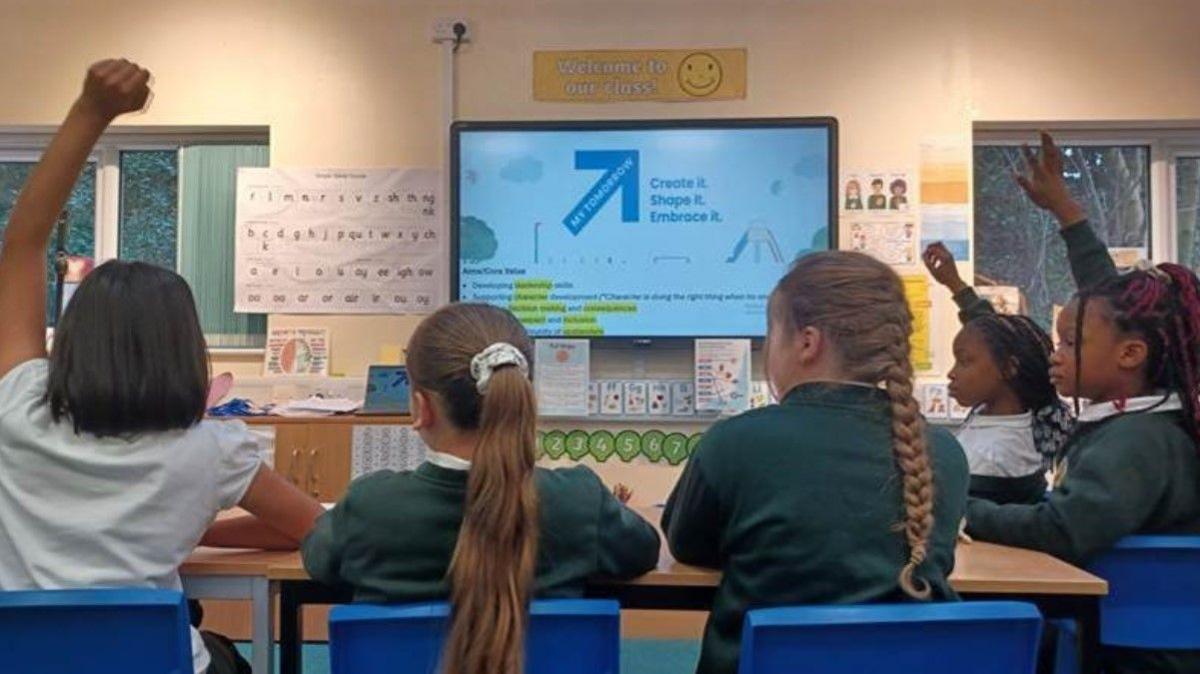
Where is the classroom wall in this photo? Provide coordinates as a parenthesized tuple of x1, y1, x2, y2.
(2, 0, 1199, 417)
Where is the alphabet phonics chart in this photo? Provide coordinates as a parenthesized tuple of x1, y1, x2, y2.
(235, 168, 443, 314)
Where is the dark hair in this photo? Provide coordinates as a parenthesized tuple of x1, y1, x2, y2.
(48, 260, 209, 437)
(871, 178, 884, 187)
(964, 314, 1072, 462)
(1074, 263, 1200, 446)
(406, 303, 538, 674)
(890, 178, 907, 193)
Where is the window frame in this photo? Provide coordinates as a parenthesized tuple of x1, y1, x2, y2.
(975, 123, 1200, 265)
(0, 125, 269, 353)
(1169, 146, 1200, 267)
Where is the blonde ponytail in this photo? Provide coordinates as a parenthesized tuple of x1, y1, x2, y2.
(406, 304, 540, 674)
(772, 251, 936, 600)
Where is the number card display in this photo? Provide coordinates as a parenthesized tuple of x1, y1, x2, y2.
(235, 168, 443, 314)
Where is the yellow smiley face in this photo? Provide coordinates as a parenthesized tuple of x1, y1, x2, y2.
(678, 52, 722, 97)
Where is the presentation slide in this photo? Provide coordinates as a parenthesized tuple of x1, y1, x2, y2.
(456, 125, 832, 337)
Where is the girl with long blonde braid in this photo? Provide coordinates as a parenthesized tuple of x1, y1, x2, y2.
(663, 251, 969, 674)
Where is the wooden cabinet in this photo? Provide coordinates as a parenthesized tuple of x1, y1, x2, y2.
(242, 415, 410, 501)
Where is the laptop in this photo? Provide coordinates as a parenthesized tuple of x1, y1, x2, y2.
(360, 365, 412, 416)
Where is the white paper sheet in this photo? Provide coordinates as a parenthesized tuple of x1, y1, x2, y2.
(236, 167, 443, 314)
(695, 339, 751, 415)
(534, 339, 590, 416)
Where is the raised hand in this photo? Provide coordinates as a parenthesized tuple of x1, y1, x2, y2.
(77, 59, 151, 121)
(922, 242, 967, 294)
(1014, 132, 1087, 228)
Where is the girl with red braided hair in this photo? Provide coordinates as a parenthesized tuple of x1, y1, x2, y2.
(966, 133, 1200, 674)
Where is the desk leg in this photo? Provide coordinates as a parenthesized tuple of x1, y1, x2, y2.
(1077, 597, 1101, 674)
(280, 583, 303, 674)
(251, 578, 276, 674)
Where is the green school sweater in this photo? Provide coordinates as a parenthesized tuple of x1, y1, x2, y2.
(302, 462, 660, 603)
(965, 221, 1200, 673)
(663, 383, 970, 674)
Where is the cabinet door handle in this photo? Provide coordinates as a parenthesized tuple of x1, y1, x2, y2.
(308, 448, 320, 498)
(289, 449, 301, 485)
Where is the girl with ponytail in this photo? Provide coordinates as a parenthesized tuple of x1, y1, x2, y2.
(663, 251, 970, 674)
(303, 303, 659, 674)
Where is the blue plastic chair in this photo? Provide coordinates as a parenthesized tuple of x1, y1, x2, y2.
(738, 601, 1043, 674)
(0, 588, 193, 674)
(1090, 535, 1200, 648)
(1054, 535, 1200, 673)
(329, 598, 620, 674)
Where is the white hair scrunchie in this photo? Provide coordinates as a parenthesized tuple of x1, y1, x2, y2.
(469, 342, 529, 394)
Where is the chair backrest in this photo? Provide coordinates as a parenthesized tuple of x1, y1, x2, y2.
(738, 601, 1043, 674)
(329, 598, 620, 674)
(1089, 535, 1200, 649)
(0, 588, 193, 674)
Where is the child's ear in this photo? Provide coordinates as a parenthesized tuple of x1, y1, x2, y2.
(411, 389, 436, 430)
(794, 326, 824, 366)
(1116, 337, 1150, 372)
(1004, 356, 1020, 381)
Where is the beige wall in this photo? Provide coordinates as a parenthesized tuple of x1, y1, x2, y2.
(3, 0, 1199, 497)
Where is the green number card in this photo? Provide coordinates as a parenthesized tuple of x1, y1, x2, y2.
(641, 430, 665, 462)
(565, 430, 590, 460)
(615, 430, 642, 462)
(663, 433, 689, 465)
(588, 430, 616, 462)
(543, 430, 567, 460)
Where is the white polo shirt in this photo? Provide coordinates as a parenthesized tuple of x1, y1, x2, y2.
(955, 410, 1043, 478)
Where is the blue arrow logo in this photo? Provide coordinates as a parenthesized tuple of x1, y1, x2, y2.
(562, 150, 639, 236)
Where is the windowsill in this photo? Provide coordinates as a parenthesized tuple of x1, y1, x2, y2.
(209, 347, 266, 358)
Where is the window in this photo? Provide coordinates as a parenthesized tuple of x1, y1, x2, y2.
(1177, 155, 1200, 269)
(0, 159, 96, 324)
(0, 130, 268, 347)
(119, 150, 178, 270)
(973, 142, 1150, 329)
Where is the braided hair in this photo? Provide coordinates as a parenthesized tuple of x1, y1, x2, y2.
(774, 251, 935, 599)
(963, 314, 1073, 465)
(1073, 263, 1200, 447)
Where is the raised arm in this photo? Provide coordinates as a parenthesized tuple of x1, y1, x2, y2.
(0, 59, 150, 379)
(922, 242, 994, 323)
(1015, 132, 1118, 289)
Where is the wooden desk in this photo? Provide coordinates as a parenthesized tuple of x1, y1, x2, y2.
(181, 548, 287, 674)
(182, 526, 1106, 674)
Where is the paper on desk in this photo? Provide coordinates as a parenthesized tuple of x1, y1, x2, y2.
(273, 396, 362, 416)
(352, 426, 429, 479)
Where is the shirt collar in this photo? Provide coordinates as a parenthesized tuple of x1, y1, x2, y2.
(426, 449, 472, 471)
(1077, 392, 1183, 423)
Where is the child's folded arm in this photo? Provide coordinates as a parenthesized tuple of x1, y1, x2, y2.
(966, 427, 1167, 566)
(595, 489, 661, 579)
(201, 514, 302, 551)
(661, 441, 724, 569)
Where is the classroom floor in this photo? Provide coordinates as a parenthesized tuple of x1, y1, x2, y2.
(233, 639, 702, 674)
